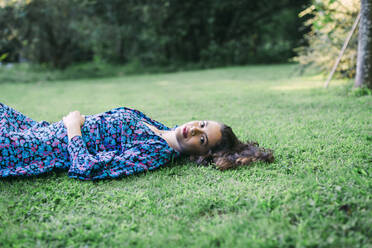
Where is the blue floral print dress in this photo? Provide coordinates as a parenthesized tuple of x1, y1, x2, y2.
(0, 103, 180, 180)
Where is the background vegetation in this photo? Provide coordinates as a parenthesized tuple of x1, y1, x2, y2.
(294, 0, 360, 78)
(0, 0, 309, 69)
(1, 65, 371, 247)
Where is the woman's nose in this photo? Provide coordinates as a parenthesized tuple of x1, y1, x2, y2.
(190, 126, 201, 136)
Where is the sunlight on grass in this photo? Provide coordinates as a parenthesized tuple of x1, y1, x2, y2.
(271, 78, 350, 91)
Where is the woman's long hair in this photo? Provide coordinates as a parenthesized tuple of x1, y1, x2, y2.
(190, 125, 274, 170)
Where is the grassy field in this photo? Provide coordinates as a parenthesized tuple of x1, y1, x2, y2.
(0, 64, 371, 247)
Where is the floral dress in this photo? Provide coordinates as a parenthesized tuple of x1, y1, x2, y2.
(0, 103, 180, 180)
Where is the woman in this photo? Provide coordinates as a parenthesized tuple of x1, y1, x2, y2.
(0, 103, 273, 180)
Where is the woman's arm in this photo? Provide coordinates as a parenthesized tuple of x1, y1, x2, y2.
(62, 111, 85, 141)
(67, 136, 173, 180)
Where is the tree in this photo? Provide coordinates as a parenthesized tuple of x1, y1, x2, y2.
(354, 0, 372, 89)
(0, 0, 91, 69)
(0, 0, 310, 68)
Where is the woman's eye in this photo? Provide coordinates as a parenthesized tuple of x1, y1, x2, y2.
(200, 136, 205, 144)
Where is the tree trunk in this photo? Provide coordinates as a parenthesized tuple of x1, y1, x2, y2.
(355, 0, 372, 89)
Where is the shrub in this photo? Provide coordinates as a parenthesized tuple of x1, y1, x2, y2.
(294, 0, 360, 78)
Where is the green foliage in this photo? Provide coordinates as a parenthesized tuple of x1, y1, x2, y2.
(1, 64, 371, 247)
(294, 0, 360, 78)
(0, 0, 310, 69)
(0, 4, 20, 62)
(0, 53, 7, 61)
(0, 0, 93, 69)
(350, 86, 372, 96)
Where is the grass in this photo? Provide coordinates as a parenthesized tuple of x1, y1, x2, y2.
(0, 60, 213, 84)
(0, 64, 371, 247)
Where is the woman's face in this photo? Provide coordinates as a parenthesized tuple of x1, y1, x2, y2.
(175, 120, 222, 155)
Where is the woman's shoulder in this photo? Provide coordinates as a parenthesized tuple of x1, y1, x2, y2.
(113, 106, 171, 131)
(135, 137, 182, 160)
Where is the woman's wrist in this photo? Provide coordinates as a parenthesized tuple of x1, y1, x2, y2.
(66, 124, 82, 141)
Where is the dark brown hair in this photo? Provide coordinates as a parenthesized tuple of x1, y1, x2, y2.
(190, 124, 274, 170)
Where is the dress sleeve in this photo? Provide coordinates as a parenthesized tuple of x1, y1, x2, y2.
(67, 135, 174, 180)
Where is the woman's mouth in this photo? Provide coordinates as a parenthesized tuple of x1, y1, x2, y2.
(183, 126, 188, 138)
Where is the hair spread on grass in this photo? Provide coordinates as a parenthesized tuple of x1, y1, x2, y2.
(190, 124, 274, 170)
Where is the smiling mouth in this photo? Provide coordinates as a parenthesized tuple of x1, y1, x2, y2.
(183, 127, 188, 138)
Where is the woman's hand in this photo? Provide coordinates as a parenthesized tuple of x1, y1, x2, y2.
(63, 111, 85, 129)
(63, 111, 85, 141)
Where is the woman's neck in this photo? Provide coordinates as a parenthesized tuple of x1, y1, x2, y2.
(143, 122, 182, 152)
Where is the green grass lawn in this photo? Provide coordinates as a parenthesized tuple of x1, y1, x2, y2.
(0, 64, 371, 247)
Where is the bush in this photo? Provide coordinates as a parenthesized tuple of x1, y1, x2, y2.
(1, 0, 310, 69)
(294, 0, 360, 78)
